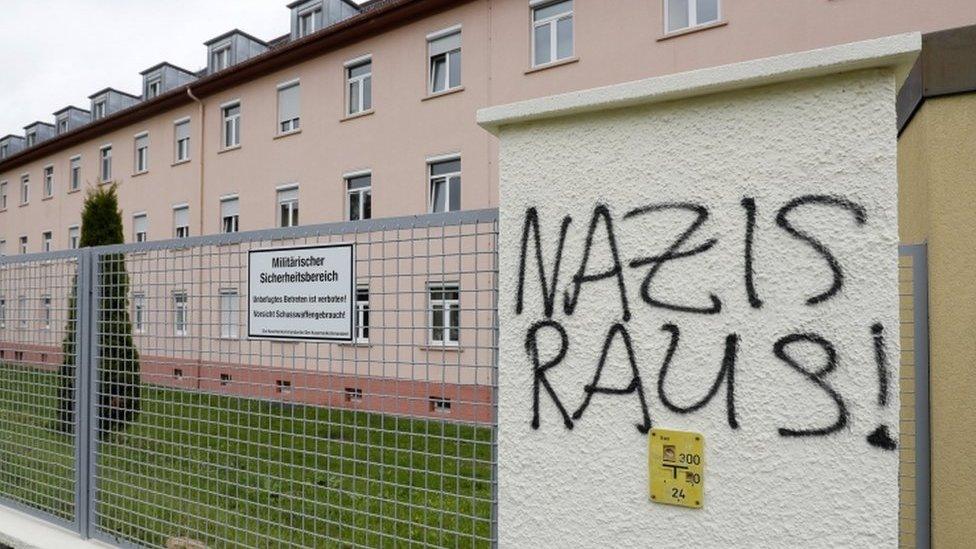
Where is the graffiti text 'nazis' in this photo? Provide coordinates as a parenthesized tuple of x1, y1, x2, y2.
(516, 197, 897, 451)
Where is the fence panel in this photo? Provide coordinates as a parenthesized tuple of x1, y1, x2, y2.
(0, 251, 84, 531)
(88, 211, 498, 548)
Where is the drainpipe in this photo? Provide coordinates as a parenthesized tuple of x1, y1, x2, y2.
(186, 87, 205, 391)
(186, 87, 205, 238)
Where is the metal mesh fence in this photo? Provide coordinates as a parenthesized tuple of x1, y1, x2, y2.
(88, 211, 498, 548)
(0, 252, 81, 527)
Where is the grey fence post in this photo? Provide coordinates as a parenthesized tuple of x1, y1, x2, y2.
(74, 248, 93, 538)
(85, 250, 101, 538)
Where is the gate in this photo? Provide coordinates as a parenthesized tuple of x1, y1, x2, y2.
(0, 209, 498, 548)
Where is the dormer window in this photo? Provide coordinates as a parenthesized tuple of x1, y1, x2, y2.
(146, 77, 162, 99)
(0, 144, 6, 159)
(212, 44, 231, 72)
(57, 117, 68, 135)
(298, 5, 323, 37)
(25, 132, 36, 147)
(93, 99, 107, 120)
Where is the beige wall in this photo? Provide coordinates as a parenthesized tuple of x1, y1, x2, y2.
(897, 94, 976, 548)
(2, 0, 975, 249)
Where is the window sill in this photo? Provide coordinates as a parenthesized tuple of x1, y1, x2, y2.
(0, 208, 6, 213)
(172, 159, 191, 167)
(67, 188, 81, 194)
(338, 342, 373, 348)
(18, 202, 28, 208)
(218, 145, 241, 155)
(131, 171, 148, 178)
(42, 196, 53, 201)
(657, 20, 728, 41)
(274, 129, 302, 140)
(98, 179, 114, 186)
(525, 56, 579, 75)
(341, 109, 374, 123)
(419, 344, 463, 353)
(422, 86, 465, 102)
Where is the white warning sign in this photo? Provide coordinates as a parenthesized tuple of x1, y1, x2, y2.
(247, 243, 355, 341)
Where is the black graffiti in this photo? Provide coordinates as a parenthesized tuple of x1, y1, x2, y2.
(526, 320, 574, 430)
(626, 203, 721, 315)
(774, 333, 849, 437)
(571, 323, 652, 434)
(517, 207, 572, 318)
(741, 197, 763, 309)
(657, 324, 739, 429)
(871, 323, 889, 407)
(775, 195, 867, 306)
(563, 204, 632, 322)
(866, 425, 898, 451)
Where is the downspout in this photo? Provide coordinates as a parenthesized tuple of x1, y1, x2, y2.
(186, 87, 205, 391)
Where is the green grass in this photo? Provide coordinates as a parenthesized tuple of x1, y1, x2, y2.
(0, 364, 494, 548)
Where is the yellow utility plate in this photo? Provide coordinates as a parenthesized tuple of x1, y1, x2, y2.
(649, 428, 704, 509)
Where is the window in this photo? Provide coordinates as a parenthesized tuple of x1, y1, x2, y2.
(25, 132, 36, 147)
(220, 373, 231, 386)
(276, 380, 292, 394)
(174, 292, 188, 336)
(18, 296, 27, 329)
(68, 226, 79, 249)
(429, 284, 460, 345)
(20, 175, 29, 205)
(174, 120, 190, 162)
(42, 231, 52, 252)
(43, 166, 54, 197)
(346, 173, 371, 221)
(665, 0, 720, 33)
(173, 205, 190, 238)
(428, 158, 461, 213)
(93, 99, 107, 120)
(429, 30, 461, 94)
(222, 103, 241, 148)
(69, 157, 81, 191)
(174, 369, 184, 380)
(42, 295, 51, 330)
(1, 181, 8, 209)
(277, 82, 301, 134)
(298, 5, 323, 37)
(146, 77, 162, 99)
(134, 133, 149, 173)
(212, 45, 231, 71)
(221, 197, 239, 234)
(0, 144, 7, 159)
(57, 118, 68, 134)
(346, 59, 372, 115)
(0, 297, 6, 329)
(355, 286, 369, 343)
(430, 396, 452, 414)
(532, 0, 574, 67)
(219, 289, 239, 339)
(132, 292, 145, 333)
(0, 240, 5, 256)
(345, 387, 364, 402)
(277, 186, 299, 228)
(133, 214, 148, 243)
(18, 236, 27, 255)
(100, 146, 112, 182)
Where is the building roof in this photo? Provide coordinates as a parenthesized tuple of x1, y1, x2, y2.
(204, 28, 269, 47)
(23, 121, 55, 130)
(139, 61, 198, 76)
(53, 105, 91, 116)
(898, 23, 976, 133)
(0, 0, 463, 173)
(87, 87, 141, 100)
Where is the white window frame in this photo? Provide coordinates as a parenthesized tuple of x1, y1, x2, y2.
(68, 225, 80, 250)
(41, 231, 52, 252)
(132, 292, 146, 333)
(427, 155, 461, 214)
(19, 174, 29, 205)
(221, 101, 241, 149)
(220, 195, 240, 234)
(18, 295, 27, 329)
(25, 131, 36, 147)
(42, 295, 52, 330)
(664, 0, 722, 34)
(298, 4, 323, 37)
(355, 285, 370, 343)
(133, 213, 148, 243)
(276, 80, 301, 134)
(219, 288, 239, 339)
(0, 240, 6, 257)
(92, 98, 107, 120)
(43, 165, 54, 198)
(428, 27, 462, 94)
(174, 117, 191, 162)
(211, 43, 231, 72)
(531, 0, 574, 67)
(277, 185, 299, 228)
(0, 181, 6, 209)
(99, 144, 112, 183)
(18, 236, 27, 255)
(174, 291, 188, 336)
(173, 204, 190, 239)
(69, 156, 81, 191)
(428, 284, 460, 346)
(57, 117, 68, 135)
(345, 170, 372, 221)
(146, 76, 162, 99)
(345, 56, 372, 116)
(134, 132, 149, 174)
(0, 297, 6, 329)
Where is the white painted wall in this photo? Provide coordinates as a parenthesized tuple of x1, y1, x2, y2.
(481, 35, 918, 548)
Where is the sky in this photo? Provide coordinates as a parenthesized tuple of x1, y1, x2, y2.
(0, 0, 361, 136)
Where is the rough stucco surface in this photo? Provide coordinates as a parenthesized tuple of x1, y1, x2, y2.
(495, 69, 900, 547)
